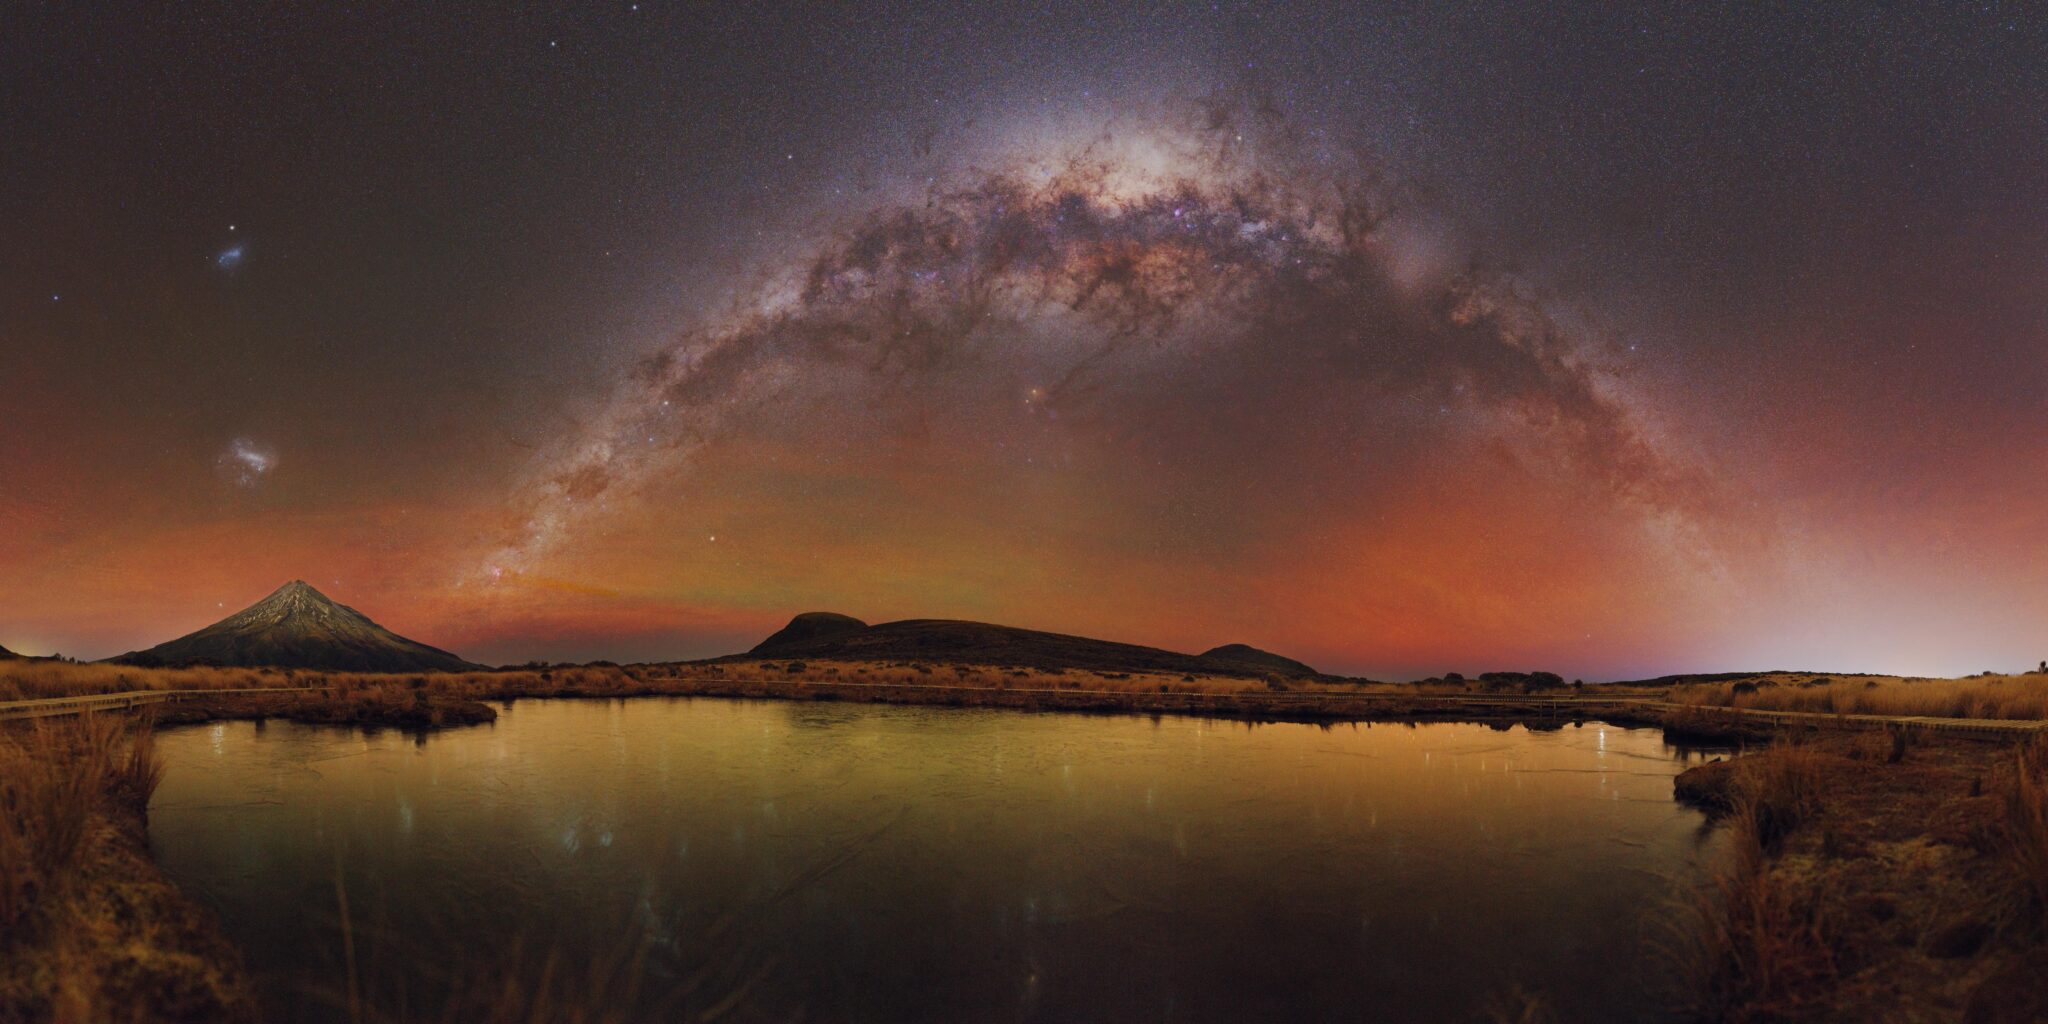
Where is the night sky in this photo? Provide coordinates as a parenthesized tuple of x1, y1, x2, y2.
(6, 4, 2046, 679)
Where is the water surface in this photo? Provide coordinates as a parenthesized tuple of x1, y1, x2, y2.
(151, 698, 1722, 1022)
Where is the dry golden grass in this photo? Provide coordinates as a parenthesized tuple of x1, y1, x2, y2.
(0, 705, 677, 1023)
(1669, 731, 2048, 1021)
(0, 715, 154, 936)
(0, 714, 254, 1022)
(0, 661, 585, 714)
(0, 660, 627, 703)
(1670, 673, 2048, 721)
(5, 656, 1633, 709)
(2005, 738, 2048, 932)
(0, 660, 295, 701)
(1844, 725, 1910, 763)
(3, 659, 1671, 739)
(1736, 743, 1826, 850)
(152, 682, 499, 731)
(324, 929, 656, 1024)
(1688, 809, 1838, 1021)
(1675, 744, 1838, 1022)
(1478, 986, 1553, 1024)
(0, 657, 1387, 704)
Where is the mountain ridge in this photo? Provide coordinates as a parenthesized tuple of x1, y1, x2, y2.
(110, 580, 481, 672)
(1198, 643, 1319, 677)
(742, 613, 1320, 679)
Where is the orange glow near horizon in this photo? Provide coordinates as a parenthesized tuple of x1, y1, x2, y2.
(8, 65, 2048, 680)
(8, 392, 2046, 680)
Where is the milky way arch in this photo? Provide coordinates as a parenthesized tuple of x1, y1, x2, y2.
(480, 97, 1710, 580)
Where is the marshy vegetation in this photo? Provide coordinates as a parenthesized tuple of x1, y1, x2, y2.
(8, 658, 2048, 1021)
(4, 658, 1632, 734)
(0, 708, 776, 1023)
(0, 660, 291, 702)
(0, 714, 254, 1023)
(1668, 672, 2048, 721)
(1673, 733, 2048, 1022)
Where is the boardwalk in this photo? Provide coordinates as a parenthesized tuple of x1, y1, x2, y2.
(0, 687, 325, 722)
(1626, 699, 2048, 737)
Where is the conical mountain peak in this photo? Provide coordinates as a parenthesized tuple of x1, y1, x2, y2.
(252, 579, 336, 611)
(111, 580, 480, 672)
(269, 579, 326, 600)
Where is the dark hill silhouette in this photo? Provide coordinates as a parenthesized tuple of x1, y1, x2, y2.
(110, 580, 480, 672)
(0, 643, 17, 659)
(1198, 643, 1318, 677)
(749, 612, 868, 654)
(743, 614, 1319, 678)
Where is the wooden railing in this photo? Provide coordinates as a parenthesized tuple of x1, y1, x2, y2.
(0, 687, 328, 722)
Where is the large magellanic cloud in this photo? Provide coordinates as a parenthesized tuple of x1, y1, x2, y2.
(480, 95, 1721, 582)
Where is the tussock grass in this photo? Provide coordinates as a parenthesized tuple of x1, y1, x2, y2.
(2004, 737, 2048, 933)
(1660, 702, 1749, 740)
(1845, 726, 1909, 764)
(1670, 674, 2048, 721)
(1732, 743, 1824, 852)
(0, 660, 289, 701)
(0, 713, 161, 936)
(1685, 809, 1837, 1021)
(4, 659, 1670, 737)
(312, 805, 882, 1024)
(0, 660, 551, 703)
(5, 658, 1409, 705)
(0, 713, 254, 1021)
(1478, 986, 1553, 1023)
(1673, 743, 1837, 1021)
(7, 657, 1637, 709)
(326, 927, 657, 1024)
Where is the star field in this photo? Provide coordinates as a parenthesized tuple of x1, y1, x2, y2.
(3, 4, 2046, 677)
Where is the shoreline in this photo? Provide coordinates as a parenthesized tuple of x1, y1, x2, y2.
(17, 667, 2041, 744)
(148, 688, 497, 731)
(1669, 730, 2047, 1021)
(0, 717, 256, 1023)
(7, 675, 2045, 1022)
(150, 683, 1711, 753)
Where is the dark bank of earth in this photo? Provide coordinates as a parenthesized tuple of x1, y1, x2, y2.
(153, 689, 498, 732)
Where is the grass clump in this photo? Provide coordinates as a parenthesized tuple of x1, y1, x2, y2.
(0, 714, 254, 1022)
(2002, 738, 2048, 933)
(1675, 745, 1837, 1021)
